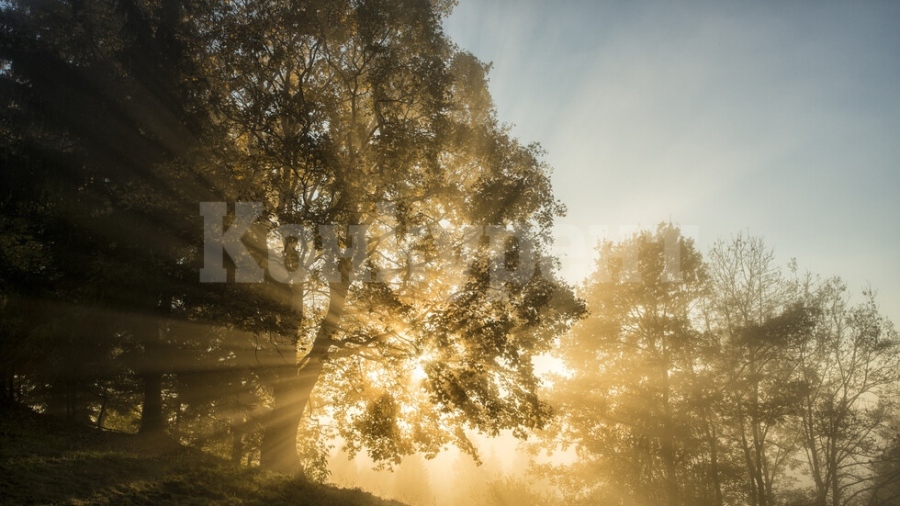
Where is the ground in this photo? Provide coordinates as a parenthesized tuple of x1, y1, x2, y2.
(0, 405, 407, 506)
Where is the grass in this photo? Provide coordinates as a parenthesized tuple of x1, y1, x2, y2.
(0, 405, 407, 505)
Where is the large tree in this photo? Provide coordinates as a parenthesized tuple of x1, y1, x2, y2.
(1, 0, 583, 475)
(198, 0, 583, 470)
(703, 234, 808, 506)
(700, 235, 899, 506)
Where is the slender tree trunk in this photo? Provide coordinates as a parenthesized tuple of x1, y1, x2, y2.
(139, 323, 165, 434)
(231, 423, 244, 464)
(832, 475, 841, 506)
(97, 392, 108, 429)
(831, 430, 841, 506)
(1, 369, 12, 405)
(753, 424, 768, 506)
(706, 410, 724, 506)
(1, 371, 16, 407)
(660, 341, 678, 506)
(3, 369, 19, 405)
(804, 396, 827, 506)
(737, 402, 759, 506)
(748, 359, 769, 506)
(140, 370, 164, 433)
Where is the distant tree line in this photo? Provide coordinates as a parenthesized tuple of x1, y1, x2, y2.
(543, 225, 900, 506)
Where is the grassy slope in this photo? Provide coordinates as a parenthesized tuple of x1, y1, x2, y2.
(0, 406, 406, 506)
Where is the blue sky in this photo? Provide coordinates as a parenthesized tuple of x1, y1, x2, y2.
(444, 0, 900, 323)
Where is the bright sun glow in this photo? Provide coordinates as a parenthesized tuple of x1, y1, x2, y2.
(410, 351, 434, 383)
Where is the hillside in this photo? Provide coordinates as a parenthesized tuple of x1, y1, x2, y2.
(0, 406, 407, 506)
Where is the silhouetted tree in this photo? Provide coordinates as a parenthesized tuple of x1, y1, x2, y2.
(1, 0, 583, 480)
(791, 279, 900, 506)
(704, 235, 806, 506)
(199, 0, 583, 470)
(868, 420, 900, 505)
(0, 0, 296, 432)
(542, 231, 899, 506)
(546, 224, 709, 506)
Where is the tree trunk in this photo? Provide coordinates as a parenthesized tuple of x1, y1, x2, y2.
(660, 341, 678, 506)
(139, 370, 164, 434)
(706, 410, 724, 506)
(804, 397, 827, 506)
(259, 260, 350, 471)
(831, 434, 841, 506)
(139, 323, 165, 435)
(259, 361, 303, 471)
(97, 392, 108, 429)
(737, 402, 759, 506)
(1, 369, 14, 406)
(231, 422, 244, 464)
(46, 381, 68, 419)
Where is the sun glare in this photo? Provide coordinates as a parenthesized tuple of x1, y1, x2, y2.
(410, 351, 434, 383)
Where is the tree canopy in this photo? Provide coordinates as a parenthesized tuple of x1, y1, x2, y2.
(0, 0, 583, 476)
(542, 228, 900, 506)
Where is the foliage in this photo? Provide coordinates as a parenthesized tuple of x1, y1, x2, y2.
(0, 0, 582, 481)
(544, 223, 709, 506)
(541, 229, 900, 506)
